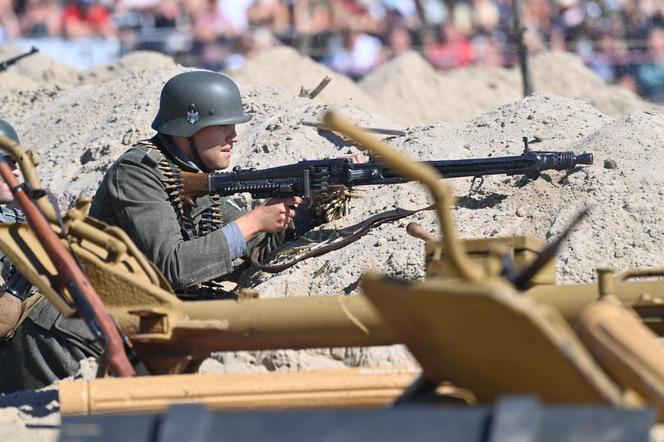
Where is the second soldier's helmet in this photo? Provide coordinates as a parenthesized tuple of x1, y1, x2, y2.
(151, 71, 251, 138)
(0, 119, 19, 145)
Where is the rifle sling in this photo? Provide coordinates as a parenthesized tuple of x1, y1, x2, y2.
(250, 205, 434, 273)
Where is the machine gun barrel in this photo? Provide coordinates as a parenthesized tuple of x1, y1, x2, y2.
(0, 47, 38, 72)
(182, 150, 593, 203)
(353, 151, 593, 185)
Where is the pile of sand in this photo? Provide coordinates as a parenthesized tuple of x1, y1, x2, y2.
(12, 65, 186, 208)
(81, 51, 178, 84)
(358, 51, 457, 124)
(0, 71, 38, 91)
(530, 51, 652, 117)
(2, 46, 664, 437)
(0, 45, 80, 86)
(226, 46, 384, 116)
(360, 50, 660, 124)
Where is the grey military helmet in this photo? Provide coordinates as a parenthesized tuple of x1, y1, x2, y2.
(151, 71, 251, 138)
(0, 119, 19, 145)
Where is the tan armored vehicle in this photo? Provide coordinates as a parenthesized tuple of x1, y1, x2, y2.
(1, 113, 664, 420)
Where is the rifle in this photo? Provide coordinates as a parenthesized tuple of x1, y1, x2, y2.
(181, 147, 593, 206)
(0, 156, 136, 377)
(0, 47, 38, 72)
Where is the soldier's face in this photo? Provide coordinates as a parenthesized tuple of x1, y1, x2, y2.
(0, 160, 18, 204)
(193, 124, 238, 170)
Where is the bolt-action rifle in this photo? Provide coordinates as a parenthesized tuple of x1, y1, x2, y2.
(181, 146, 593, 206)
(0, 155, 136, 377)
(0, 47, 38, 72)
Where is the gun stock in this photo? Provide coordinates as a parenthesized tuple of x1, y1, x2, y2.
(182, 171, 211, 206)
(0, 160, 135, 377)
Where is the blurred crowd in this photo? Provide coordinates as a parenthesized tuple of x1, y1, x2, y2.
(2, 0, 664, 102)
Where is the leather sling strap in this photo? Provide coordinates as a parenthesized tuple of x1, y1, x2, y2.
(250, 205, 434, 273)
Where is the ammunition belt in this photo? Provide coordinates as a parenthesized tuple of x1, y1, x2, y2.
(250, 205, 434, 273)
(143, 142, 225, 240)
(144, 142, 232, 297)
(158, 156, 228, 295)
(156, 155, 196, 240)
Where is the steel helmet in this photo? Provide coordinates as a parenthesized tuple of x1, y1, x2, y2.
(151, 71, 251, 137)
(0, 119, 19, 145)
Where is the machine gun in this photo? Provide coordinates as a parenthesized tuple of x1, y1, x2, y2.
(2, 119, 664, 424)
(181, 146, 593, 211)
(0, 46, 38, 72)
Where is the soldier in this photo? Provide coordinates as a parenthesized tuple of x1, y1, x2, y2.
(89, 71, 308, 298)
(0, 119, 101, 393)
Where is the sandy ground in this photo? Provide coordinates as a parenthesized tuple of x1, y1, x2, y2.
(1, 44, 664, 438)
(359, 49, 661, 125)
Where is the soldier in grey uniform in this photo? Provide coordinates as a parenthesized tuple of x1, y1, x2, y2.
(90, 71, 306, 298)
(0, 120, 101, 393)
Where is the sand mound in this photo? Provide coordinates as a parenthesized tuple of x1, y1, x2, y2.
(0, 388, 59, 442)
(530, 51, 657, 117)
(359, 51, 460, 124)
(0, 71, 38, 91)
(361, 50, 660, 124)
(226, 45, 384, 116)
(3, 49, 664, 437)
(381, 95, 664, 284)
(81, 50, 178, 84)
(0, 45, 79, 86)
(15, 64, 185, 207)
(360, 50, 523, 124)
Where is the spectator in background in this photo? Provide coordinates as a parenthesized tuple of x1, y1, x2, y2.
(427, 22, 475, 70)
(386, 25, 412, 58)
(247, 0, 290, 41)
(19, 0, 62, 38)
(636, 26, 664, 102)
(193, 0, 235, 41)
(3, 0, 664, 105)
(472, 0, 500, 34)
(153, 0, 181, 28)
(62, 0, 115, 39)
(306, 0, 335, 62)
(326, 27, 382, 79)
(472, 33, 504, 66)
(219, 0, 255, 35)
(552, 0, 586, 50)
(190, 0, 243, 69)
(0, 0, 21, 40)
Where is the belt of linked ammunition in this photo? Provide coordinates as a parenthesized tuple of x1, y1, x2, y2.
(145, 143, 224, 240)
(146, 144, 231, 297)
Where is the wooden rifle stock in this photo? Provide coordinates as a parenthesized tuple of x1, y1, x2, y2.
(0, 160, 135, 377)
(182, 171, 210, 206)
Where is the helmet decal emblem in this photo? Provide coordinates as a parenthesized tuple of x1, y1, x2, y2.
(186, 109, 199, 125)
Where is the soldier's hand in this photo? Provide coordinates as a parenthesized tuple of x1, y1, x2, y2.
(342, 153, 366, 164)
(236, 196, 303, 239)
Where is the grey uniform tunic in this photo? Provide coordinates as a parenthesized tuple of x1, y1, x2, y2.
(0, 205, 101, 394)
(89, 136, 261, 293)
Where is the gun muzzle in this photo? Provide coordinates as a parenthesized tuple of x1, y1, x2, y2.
(545, 152, 594, 170)
(576, 153, 593, 165)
